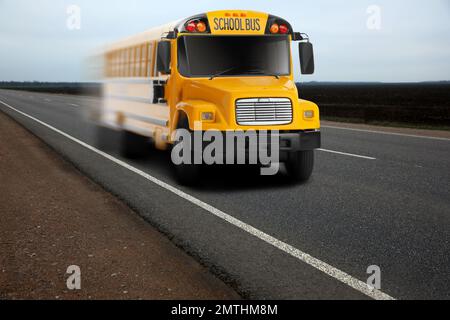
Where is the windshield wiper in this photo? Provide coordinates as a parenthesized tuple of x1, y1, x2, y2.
(209, 67, 238, 80)
(244, 68, 280, 79)
(209, 67, 280, 80)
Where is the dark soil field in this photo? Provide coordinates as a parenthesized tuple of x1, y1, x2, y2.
(0, 82, 100, 96)
(297, 82, 450, 129)
(1, 81, 449, 129)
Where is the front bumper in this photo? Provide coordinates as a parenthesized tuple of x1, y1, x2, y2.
(279, 131, 321, 152)
(194, 130, 321, 164)
(277, 130, 321, 161)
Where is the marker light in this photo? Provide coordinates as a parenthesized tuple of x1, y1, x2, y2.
(279, 24, 289, 34)
(270, 23, 279, 34)
(304, 110, 314, 119)
(186, 21, 196, 32)
(201, 112, 214, 121)
(196, 21, 207, 33)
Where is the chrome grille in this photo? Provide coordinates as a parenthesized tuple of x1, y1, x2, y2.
(235, 98, 293, 125)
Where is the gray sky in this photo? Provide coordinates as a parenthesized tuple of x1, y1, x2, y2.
(0, 0, 449, 82)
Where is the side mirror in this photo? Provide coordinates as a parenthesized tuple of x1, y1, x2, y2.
(299, 42, 315, 75)
(156, 41, 171, 75)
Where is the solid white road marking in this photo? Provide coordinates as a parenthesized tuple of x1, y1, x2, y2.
(68, 103, 79, 107)
(323, 125, 450, 142)
(0, 99, 395, 300)
(318, 148, 376, 160)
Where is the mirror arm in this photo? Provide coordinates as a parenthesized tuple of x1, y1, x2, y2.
(162, 31, 177, 40)
(300, 33, 310, 41)
(293, 32, 310, 42)
(292, 32, 302, 41)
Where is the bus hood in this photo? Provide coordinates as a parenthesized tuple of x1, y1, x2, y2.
(181, 77, 299, 105)
(177, 76, 319, 131)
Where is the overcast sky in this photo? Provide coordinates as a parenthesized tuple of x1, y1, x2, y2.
(0, 0, 449, 82)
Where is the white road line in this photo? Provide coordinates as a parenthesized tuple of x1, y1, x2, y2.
(68, 103, 79, 107)
(322, 125, 450, 142)
(0, 99, 395, 300)
(318, 148, 376, 160)
(44, 98, 52, 102)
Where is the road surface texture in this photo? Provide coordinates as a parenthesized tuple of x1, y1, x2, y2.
(0, 110, 239, 300)
(0, 89, 449, 300)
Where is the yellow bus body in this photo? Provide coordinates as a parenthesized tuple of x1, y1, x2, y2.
(99, 10, 320, 151)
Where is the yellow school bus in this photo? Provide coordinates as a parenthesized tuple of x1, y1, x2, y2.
(96, 10, 320, 184)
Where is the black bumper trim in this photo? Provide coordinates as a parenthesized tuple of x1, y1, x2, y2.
(279, 131, 321, 151)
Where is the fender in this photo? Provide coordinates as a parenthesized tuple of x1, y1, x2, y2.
(171, 100, 222, 133)
(298, 99, 321, 127)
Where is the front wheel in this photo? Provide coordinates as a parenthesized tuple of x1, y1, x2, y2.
(174, 160, 201, 186)
(285, 150, 314, 183)
(172, 119, 201, 186)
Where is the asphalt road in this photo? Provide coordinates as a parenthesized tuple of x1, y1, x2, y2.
(1, 89, 449, 300)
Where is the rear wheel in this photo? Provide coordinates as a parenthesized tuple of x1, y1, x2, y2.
(120, 130, 148, 159)
(95, 125, 116, 151)
(285, 150, 314, 183)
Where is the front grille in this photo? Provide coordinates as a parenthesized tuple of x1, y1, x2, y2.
(235, 98, 293, 125)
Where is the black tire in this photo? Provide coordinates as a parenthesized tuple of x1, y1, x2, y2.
(120, 130, 148, 159)
(285, 150, 314, 183)
(172, 117, 201, 185)
(95, 125, 116, 151)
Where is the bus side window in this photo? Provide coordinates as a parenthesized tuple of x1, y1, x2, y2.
(142, 43, 148, 77)
(121, 49, 126, 77)
(152, 41, 158, 77)
(105, 53, 110, 77)
(118, 50, 123, 77)
(147, 42, 153, 77)
(135, 45, 141, 77)
(126, 47, 132, 77)
(113, 50, 119, 77)
(127, 47, 133, 77)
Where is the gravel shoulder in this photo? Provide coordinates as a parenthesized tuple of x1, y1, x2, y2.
(0, 111, 239, 300)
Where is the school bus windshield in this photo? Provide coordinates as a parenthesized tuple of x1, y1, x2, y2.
(177, 35, 291, 78)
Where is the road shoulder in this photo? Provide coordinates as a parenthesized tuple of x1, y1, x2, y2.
(321, 120, 450, 139)
(0, 111, 239, 300)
